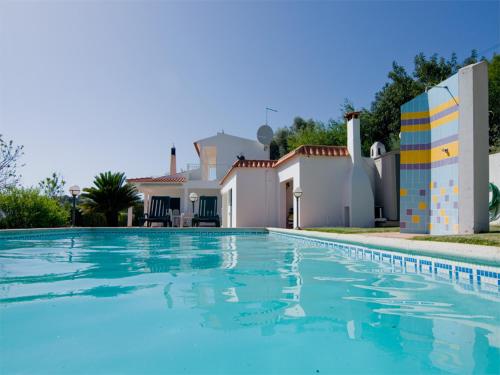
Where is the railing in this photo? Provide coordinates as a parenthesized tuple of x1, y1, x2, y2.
(183, 163, 232, 181)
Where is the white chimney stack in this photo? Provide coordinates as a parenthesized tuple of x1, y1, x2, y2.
(344, 110, 374, 228)
(170, 145, 177, 175)
(346, 111, 362, 164)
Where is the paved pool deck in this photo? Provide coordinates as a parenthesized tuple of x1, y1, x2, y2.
(267, 228, 500, 266)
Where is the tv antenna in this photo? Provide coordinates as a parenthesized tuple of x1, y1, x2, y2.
(265, 107, 278, 125)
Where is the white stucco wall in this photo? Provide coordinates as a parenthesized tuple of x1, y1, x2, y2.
(221, 154, 379, 229)
(221, 168, 278, 227)
(276, 159, 301, 228)
(346, 116, 375, 227)
(233, 168, 278, 227)
(372, 152, 400, 221)
(298, 156, 352, 228)
(221, 175, 237, 228)
(197, 133, 269, 180)
(362, 157, 377, 199)
(489, 152, 500, 225)
(458, 61, 490, 233)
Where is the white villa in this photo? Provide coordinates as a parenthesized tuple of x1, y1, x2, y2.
(128, 114, 400, 228)
(127, 132, 269, 226)
(221, 113, 379, 228)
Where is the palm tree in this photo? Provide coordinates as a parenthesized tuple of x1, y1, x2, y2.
(80, 172, 141, 226)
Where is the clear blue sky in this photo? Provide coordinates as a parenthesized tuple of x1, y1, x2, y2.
(1, 1, 498, 189)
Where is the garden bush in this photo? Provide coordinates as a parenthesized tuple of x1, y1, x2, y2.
(0, 188, 69, 229)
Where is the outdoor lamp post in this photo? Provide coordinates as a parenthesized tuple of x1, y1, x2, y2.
(293, 186, 303, 230)
(69, 185, 81, 227)
(189, 192, 199, 214)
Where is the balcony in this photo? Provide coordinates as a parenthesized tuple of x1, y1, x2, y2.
(184, 163, 231, 181)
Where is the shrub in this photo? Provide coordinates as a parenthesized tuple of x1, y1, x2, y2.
(0, 188, 70, 229)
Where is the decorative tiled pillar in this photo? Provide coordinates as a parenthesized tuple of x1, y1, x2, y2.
(400, 61, 489, 235)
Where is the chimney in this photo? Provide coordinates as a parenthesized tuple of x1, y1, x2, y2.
(345, 111, 362, 164)
(170, 145, 177, 175)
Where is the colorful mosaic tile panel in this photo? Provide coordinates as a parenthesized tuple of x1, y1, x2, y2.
(400, 74, 459, 235)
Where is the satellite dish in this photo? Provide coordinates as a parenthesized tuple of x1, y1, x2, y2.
(257, 124, 274, 145)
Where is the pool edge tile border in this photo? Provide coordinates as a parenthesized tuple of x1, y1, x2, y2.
(1, 226, 498, 267)
(267, 228, 500, 267)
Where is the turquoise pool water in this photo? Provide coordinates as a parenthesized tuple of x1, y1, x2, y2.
(0, 229, 499, 374)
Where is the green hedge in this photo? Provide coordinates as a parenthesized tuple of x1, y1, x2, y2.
(0, 188, 70, 229)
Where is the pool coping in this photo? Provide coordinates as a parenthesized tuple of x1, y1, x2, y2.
(0, 226, 498, 267)
(267, 228, 500, 266)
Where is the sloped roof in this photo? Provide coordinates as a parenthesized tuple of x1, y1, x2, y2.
(127, 173, 187, 184)
(231, 160, 277, 168)
(193, 132, 262, 156)
(274, 145, 349, 167)
(220, 145, 349, 185)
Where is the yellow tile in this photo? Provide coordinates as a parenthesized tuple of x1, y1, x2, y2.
(432, 195, 438, 203)
(444, 216, 449, 225)
(453, 185, 459, 194)
(440, 187, 446, 196)
(429, 98, 459, 117)
(412, 215, 420, 224)
(439, 209, 446, 217)
(429, 182, 434, 189)
(401, 150, 430, 164)
(400, 188, 407, 197)
(418, 201, 427, 210)
(428, 223, 433, 231)
(430, 141, 459, 163)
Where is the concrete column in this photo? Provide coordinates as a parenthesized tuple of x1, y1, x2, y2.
(127, 206, 133, 227)
(144, 194, 150, 215)
(183, 188, 188, 214)
(458, 61, 489, 233)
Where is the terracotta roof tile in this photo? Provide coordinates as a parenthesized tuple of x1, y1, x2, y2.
(273, 145, 349, 167)
(219, 159, 277, 185)
(232, 160, 277, 168)
(220, 145, 349, 185)
(127, 174, 187, 184)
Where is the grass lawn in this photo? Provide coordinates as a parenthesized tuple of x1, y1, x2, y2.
(414, 225, 500, 247)
(305, 227, 399, 234)
(306, 225, 500, 247)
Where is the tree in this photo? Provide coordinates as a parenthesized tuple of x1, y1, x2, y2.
(79, 171, 141, 227)
(0, 135, 24, 191)
(0, 188, 69, 228)
(270, 102, 351, 159)
(488, 54, 500, 152)
(358, 50, 483, 153)
(39, 172, 66, 199)
(270, 51, 497, 156)
(270, 127, 291, 160)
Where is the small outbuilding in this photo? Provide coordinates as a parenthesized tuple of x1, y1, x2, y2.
(220, 113, 376, 228)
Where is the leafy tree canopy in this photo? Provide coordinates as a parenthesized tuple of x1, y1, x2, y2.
(488, 54, 500, 152)
(271, 50, 499, 158)
(0, 187, 69, 229)
(39, 172, 66, 199)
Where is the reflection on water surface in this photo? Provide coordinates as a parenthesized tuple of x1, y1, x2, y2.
(0, 231, 499, 374)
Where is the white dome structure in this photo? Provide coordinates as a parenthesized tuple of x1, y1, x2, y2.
(370, 142, 386, 158)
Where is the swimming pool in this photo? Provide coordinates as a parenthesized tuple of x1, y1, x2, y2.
(0, 229, 499, 374)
